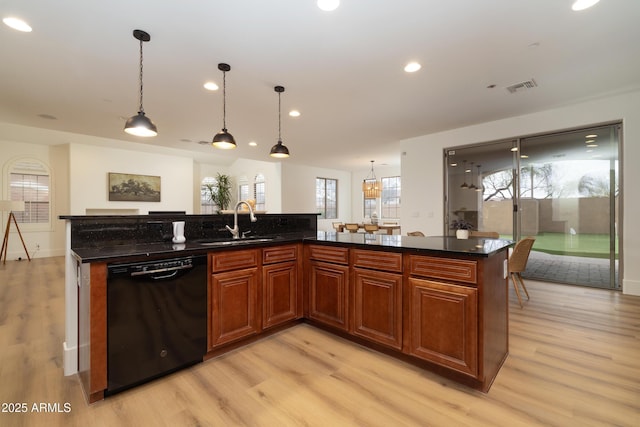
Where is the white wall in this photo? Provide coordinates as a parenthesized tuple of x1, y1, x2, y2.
(0, 139, 67, 258)
(400, 90, 640, 295)
(281, 163, 352, 232)
(69, 143, 194, 215)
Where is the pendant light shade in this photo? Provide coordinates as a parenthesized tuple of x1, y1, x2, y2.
(212, 63, 236, 149)
(124, 30, 157, 137)
(362, 160, 382, 198)
(270, 86, 290, 158)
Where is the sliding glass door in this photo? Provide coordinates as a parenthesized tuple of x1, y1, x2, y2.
(445, 123, 620, 289)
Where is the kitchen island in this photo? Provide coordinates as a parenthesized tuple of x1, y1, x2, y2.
(308, 232, 512, 392)
(61, 215, 512, 402)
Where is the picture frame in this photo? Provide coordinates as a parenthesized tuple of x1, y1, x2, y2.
(108, 172, 161, 202)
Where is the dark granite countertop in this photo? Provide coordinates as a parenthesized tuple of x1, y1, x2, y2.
(71, 235, 303, 263)
(309, 231, 513, 257)
(70, 231, 513, 264)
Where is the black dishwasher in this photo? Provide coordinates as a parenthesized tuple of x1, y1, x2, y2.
(106, 254, 207, 395)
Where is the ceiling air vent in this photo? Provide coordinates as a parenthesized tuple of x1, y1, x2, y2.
(506, 79, 537, 94)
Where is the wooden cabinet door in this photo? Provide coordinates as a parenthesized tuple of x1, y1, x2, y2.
(353, 268, 402, 350)
(209, 267, 260, 349)
(408, 277, 478, 377)
(307, 260, 349, 331)
(263, 261, 297, 329)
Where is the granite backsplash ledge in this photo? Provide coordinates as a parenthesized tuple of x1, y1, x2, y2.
(59, 213, 318, 249)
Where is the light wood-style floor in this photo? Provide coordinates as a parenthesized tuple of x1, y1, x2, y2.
(1, 257, 639, 427)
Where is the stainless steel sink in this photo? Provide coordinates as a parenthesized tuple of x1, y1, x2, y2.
(198, 237, 275, 246)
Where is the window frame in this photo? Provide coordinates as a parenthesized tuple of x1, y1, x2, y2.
(316, 177, 338, 219)
(7, 159, 52, 232)
(381, 175, 401, 219)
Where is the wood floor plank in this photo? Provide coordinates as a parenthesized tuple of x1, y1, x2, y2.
(0, 257, 639, 426)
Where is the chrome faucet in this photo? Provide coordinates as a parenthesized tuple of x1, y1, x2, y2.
(225, 201, 257, 239)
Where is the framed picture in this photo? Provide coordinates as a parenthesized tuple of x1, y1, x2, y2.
(108, 172, 161, 202)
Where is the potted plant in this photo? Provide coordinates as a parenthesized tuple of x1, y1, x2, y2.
(204, 172, 232, 213)
(451, 218, 473, 239)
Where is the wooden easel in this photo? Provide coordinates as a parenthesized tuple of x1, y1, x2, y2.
(1, 211, 31, 264)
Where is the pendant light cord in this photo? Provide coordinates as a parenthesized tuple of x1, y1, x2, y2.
(278, 90, 282, 141)
(138, 38, 144, 113)
(367, 160, 376, 180)
(222, 70, 227, 129)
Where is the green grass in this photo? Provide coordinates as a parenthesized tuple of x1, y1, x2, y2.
(499, 232, 618, 259)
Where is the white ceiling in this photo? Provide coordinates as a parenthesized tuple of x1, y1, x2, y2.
(1, 0, 639, 172)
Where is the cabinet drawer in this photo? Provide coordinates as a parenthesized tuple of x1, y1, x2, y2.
(263, 244, 297, 265)
(307, 244, 349, 265)
(210, 249, 258, 273)
(408, 255, 477, 284)
(352, 249, 402, 273)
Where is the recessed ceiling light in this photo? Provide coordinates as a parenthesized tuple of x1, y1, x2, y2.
(572, 0, 600, 11)
(585, 139, 596, 144)
(249, 141, 257, 147)
(450, 162, 458, 167)
(3, 17, 32, 32)
(404, 62, 421, 73)
(203, 82, 219, 91)
(585, 134, 598, 138)
(317, 0, 339, 11)
(510, 147, 519, 152)
(289, 110, 301, 117)
(520, 155, 529, 159)
(587, 144, 598, 148)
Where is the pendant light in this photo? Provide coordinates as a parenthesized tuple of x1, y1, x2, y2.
(362, 160, 382, 198)
(460, 160, 469, 189)
(270, 86, 290, 158)
(124, 30, 157, 137)
(468, 162, 477, 190)
(475, 164, 484, 192)
(212, 63, 236, 149)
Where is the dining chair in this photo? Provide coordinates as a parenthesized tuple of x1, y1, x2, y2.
(470, 230, 499, 238)
(509, 237, 535, 308)
(345, 223, 360, 233)
(407, 231, 425, 237)
(363, 224, 379, 234)
(332, 222, 344, 232)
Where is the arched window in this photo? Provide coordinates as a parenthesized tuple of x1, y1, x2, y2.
(8, 159, 51, 227)
(254, 174, 265, 211)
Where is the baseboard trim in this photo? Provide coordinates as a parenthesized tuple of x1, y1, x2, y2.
(63, 341, 77, 376)
(623, 279, 640, 296)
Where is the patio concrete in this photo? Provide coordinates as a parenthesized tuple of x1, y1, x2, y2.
(522, 250, 619, 289)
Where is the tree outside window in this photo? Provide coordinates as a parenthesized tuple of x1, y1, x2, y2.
(316, 177, 337, 219)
